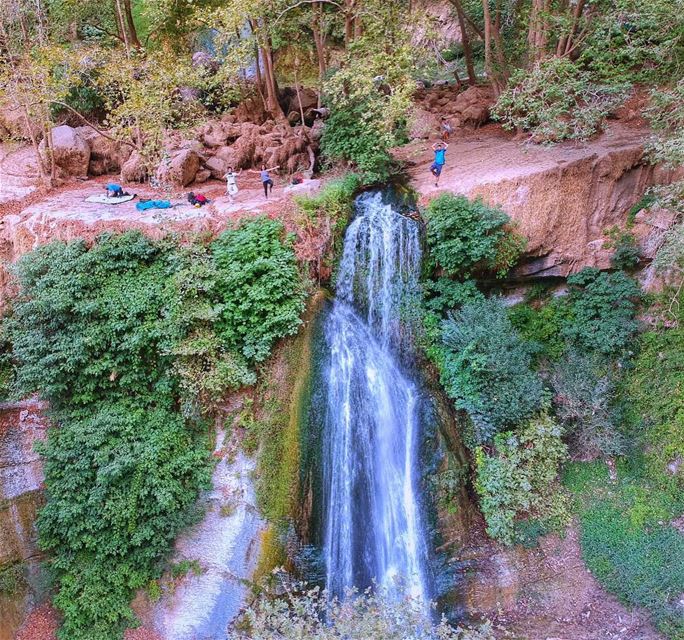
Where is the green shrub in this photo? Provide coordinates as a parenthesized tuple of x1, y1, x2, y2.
(170, 559, 202, 578)
(320, 103, 396, 184)
(474, 414, 570, 545)
(424, 194, 525, 278)
(38, 402, 210, 639)
(437, 297, 543, 444)
(562, 268, 641, 356)
(492, 57, 629, 142)
(422, 278, 484, 315)
(507, 298, 568, 363)
(606, 227, 641, 270)
(550, 351, 625, 458)
(565, 461, 684, 638)
(0, 562, 26, 595)
(213, 217, 307, 363)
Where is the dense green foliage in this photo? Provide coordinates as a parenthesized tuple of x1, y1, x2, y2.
(422, 278, 484, 315)
(565, 461, 684, 637)
(623, 318, 684, 490)
(507, 297, 568, 362)
(213, 218, 306, 363)
(424, 194, 525, 278)
(475, 415, 570, 545)
(5, 224, 306, 639)
(437, 298, 543, 445)
(320, 104, 396, 184)
(562, 268, 641, 356)
(493, 58, 628, 142)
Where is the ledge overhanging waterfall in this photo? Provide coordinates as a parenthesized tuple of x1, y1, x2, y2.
(321, 190, 430, 605)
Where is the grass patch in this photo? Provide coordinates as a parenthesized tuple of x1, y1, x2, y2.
(564, 460, 684, 638)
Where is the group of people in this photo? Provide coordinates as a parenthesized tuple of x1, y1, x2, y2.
(223, 164, 279, 203)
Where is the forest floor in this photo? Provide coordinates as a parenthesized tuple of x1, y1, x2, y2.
(461, 521, 663, 639)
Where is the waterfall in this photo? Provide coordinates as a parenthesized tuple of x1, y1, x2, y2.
(322, 191, 429, 604)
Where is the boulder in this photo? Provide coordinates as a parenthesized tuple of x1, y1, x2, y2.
(205, 156, 229, 180)
(194, 169, 211, 184)
(75, 127, 132, 176)
(281, 86, 319, 116)
(233, 96, 268, 125)
(201, 124, 228, 148)
(408, 107, 441, 140)
(39, 125, 90, 177)
(453, 86, 494, 128)
(120, 151, 148, 183)
(156, 148, 200, 187)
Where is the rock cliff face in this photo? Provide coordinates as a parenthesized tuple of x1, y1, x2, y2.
(404, 123, 679, 279)
(0, 400, 48, 640)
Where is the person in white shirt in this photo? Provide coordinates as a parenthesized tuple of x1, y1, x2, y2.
(223, 167, 241, 203)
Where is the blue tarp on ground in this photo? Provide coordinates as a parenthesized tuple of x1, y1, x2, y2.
(136, 200, 172, 211)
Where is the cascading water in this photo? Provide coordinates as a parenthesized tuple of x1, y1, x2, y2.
(322, 190, 429, 604)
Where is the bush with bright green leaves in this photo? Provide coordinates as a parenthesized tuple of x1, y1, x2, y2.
(507, 298, 568, 363)
(5, 223, 306, 640)
(213, 217, 307, 363)
(321, 103, 397, 184)
(492, 57, 629, 142)
(436, 297, 543, 445)
(422, 278, 484, 315)
(474, 414, 570, 546)
(561, 268, 641, 356)
(424, 194, 526, 278)
(550, 350, 625, 459)
(607, 227, 641, 270)
(565, 461, 684, 638)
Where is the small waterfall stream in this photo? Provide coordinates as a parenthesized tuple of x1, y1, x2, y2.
(322, 191, 430, 603)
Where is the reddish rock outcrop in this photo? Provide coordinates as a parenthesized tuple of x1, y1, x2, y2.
(39, 126, 91, 178)
(76, 127, 133, 176)
(403, 123, 679, 279)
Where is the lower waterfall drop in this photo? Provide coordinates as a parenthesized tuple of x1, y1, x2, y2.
(322, 190, 429, 605)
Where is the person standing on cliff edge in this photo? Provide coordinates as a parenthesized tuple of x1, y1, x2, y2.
(431, 141, 448, 187)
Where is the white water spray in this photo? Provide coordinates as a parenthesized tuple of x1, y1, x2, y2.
(323, 191, 429, 604)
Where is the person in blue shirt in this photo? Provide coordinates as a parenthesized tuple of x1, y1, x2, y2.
(431, 141, 448, 187)
(105, 183, 125, 198)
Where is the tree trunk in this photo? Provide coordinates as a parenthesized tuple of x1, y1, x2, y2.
(312, 1, 326, 106)
(114, 0, 130, 56)
(35, 0, 47, 44)
(482, 0, 503, 95)
(261, 36, 288, 123)
(450, 0, 477, 85)
(123, 0, 141, 49)
(23, 105, 47, 186)
(344, 0, 356, 46)
(564, 0, 587, 56)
